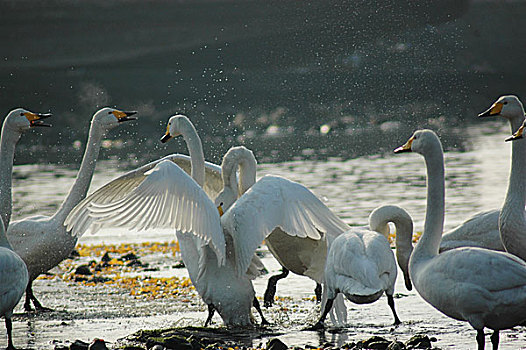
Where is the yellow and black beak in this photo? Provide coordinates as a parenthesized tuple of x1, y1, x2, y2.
(112, 110, 137, 123)
(25, 112, 52, 127)
(478, 102, 503, 118)
(217, 205, 224, 217)
(394, 135, 414, 153)
(160, 123, 172, 143)
(506, 123, 525, 142)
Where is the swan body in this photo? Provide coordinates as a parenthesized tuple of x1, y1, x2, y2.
(8, 108, 136, 311)
(0, 108, 52, 227)
(312, 205, 413, 328)
(66, 116, 265, 326)
(439, 209, 503, 252)
(395, 129, 526, 349)
(0, 217, 28, 350)
(480, 95, 526, 261)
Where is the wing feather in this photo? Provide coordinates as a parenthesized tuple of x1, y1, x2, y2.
(87, 160, 225, 265)
(65, 154, 222, 237)
(222, 175, 349, 276)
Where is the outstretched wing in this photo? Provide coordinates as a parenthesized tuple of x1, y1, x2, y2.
(85, 160, 225, 265)
(65, 154, 222, 237)
(222, 175, 349, 276)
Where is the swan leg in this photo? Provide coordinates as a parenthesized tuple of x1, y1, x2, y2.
(314, 283, 322, 303)
(25, 281, 52, 312)
(386, 293, 401, 325)
(476, 329, 485, 350)
(252, 297, 270, 326)
(307, 296, 335, 330)
(491, 330, 499, 350)
(5, 317, 15, 350)
(263, 268, 290, 307)
(204, 304, 215, 327)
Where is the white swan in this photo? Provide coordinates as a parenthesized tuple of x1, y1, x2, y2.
(65, 116, 266, 326)
(440, 95, 526, 253)
(310, 205, 414, 329)
(7, 107, 136, 311)
(395, 129, 526, 350)
(0, 108, 52, 227)
(480, 95, 526, 262)
(0, 216, 28, 350)
(214, 147, 350, 313)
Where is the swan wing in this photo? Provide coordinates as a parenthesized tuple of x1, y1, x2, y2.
(65, 154, 222, 237)
(439, 209, 504, 252)
(222, 175, 349, 276)
(83, 160, 225, 264)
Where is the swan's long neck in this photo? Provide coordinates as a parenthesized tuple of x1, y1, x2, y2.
(417, 144, 445, 261)
(0, 218, 11, 250)
(180, 120, 205, 186)
(54, 121, 106, 223)
(221, 147, 257, 196)
(0, 123, 22, 226)
(501, 116, 526, 228)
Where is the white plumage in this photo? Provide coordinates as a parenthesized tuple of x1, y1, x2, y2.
(311, 205, 413, 328)
(8, 107, 136, 311)
(66, 116, 265, 327)
(395, 129, 526, 350)
(0, 217, 28, 350)
(0, 108, 52, 227)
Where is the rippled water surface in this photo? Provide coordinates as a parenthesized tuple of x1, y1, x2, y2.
(7, 123, 526, 349)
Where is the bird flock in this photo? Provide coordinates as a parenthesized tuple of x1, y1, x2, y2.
(1, 95, 526, 350)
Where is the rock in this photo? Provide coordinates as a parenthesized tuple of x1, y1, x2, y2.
(406, 335, 433, 349)
(387, 341, 406, 350)
(70, 339, 89, 350)
(121, 252, 139, 261)
(101, 252, 111, 262)
(88, 339, 108, 350)
(151, 345, 164, 350)
(357, 336, 390, 349)
(173, 261, 185, 269)
(127, 259, 148, 268)
(75, 265, 92, 276)
(266, 338, 288, 350)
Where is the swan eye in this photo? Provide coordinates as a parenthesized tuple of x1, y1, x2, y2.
(108, 111, 113, 114)
(220, 202, 224, 206)
(20, 113, 24, 116)
(503, 101, 508, 105)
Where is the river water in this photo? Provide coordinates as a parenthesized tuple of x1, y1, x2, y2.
(6, 122, 526, 349)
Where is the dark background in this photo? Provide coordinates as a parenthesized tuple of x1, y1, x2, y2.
(1, 0, 524, 164)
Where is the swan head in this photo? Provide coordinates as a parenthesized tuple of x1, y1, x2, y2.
(394, 129, 441, 156)
(160, 114, 190, 143)
(4, 108, 52, 132)
(92, 107, 137, 130)
(478, 95, 525, 122)
(214, 188, 237, 216)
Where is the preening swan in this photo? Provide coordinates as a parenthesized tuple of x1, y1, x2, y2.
(0, 108, 52, 227)
(0, 217, 28, 350)
(479, 95, 526, 261)
(310, 205, 413, 329)
(66, 116, 266, 326)
(7, 107, 136, 311)
(395, 129, 526, 350)
(214, 147, 350, 315)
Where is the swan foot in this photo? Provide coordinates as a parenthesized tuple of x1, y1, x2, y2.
(263, 268, 289, 307)
(314, 283, 322, 303)
(387, 294, 401, 325)
(5, 318, 15, 350)
(476, 329, 485, 350)
(24, 282, 53, 313)
(491, 330, 499, 350)
(253, 297, 270, 326)
(204, 304, 215, 327)
(304, 321, 325, 331)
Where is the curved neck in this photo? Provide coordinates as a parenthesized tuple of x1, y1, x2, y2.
(417, 145, 445, 261)
(180, 120, 205, 186)
(0, 122, 22, 226)
(54, 121, 106, 223)
(221, 149, 257, 197)
(502, 116, 526, 217)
